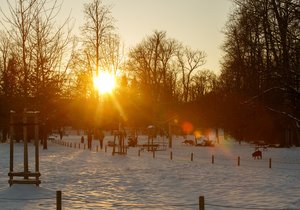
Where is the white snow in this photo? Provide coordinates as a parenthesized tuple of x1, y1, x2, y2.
(0, 134, 299, 209)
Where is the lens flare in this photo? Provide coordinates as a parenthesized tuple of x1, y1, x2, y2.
(194, 130, 201, 139)
(182, 121, 194, 134)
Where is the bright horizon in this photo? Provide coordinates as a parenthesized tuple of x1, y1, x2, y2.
(0, 0, 233, 74)
(61, 0, 233, 74)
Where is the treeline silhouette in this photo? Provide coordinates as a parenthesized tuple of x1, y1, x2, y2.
(0, 0, 299, 146)
(218, 0, 299, 146)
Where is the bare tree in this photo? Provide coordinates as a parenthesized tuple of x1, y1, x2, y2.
(29, 0, 71, 110)
(0, 0, 41, 102)
(127, 31, 179, 103)
(0, 31, 15, 97)
(0, 52, 20, 98)
(177, 46, 206, 102)
(0, 0, 71, 106)
(100, 33, 124, 75)
(125, 31, 181, 123)
(219, 0, 300, 145)
(81, 0, 115, 76)
(0, 31, 11, 80)
(67, 40, 94, 99)
(190, 69, 217, 100)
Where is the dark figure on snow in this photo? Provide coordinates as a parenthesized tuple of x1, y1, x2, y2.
(87, 132, 92, 150)
(252, 150, 262, 159)
(59, 128, 63, 140)
(99, 130, 104, 149)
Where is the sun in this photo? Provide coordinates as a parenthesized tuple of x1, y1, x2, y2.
(93, 71, 116, 94)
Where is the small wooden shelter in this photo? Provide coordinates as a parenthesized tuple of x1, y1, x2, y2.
(8, 110, 41, 186)
(112, 130, 127, 155)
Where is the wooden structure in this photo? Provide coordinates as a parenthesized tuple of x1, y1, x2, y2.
(112, 130, 127, 155)
(8, 110, 41, 186)
(143, 125, 167, 152)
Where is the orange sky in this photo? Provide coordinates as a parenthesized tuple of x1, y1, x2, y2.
(62, 0, 233, 74)
(0, 0, 233, 74)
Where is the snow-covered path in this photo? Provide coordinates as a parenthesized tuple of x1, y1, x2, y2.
(0, 135, 299, 209)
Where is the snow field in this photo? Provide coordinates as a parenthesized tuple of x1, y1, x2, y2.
(0, 135, 299, 209)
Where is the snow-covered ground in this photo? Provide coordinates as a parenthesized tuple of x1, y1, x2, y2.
(0, 134, 299, 210)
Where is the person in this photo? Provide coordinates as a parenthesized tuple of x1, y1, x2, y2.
(41, 123, 48, 149)
(59, 128, 63, 140)
(99, 130, 104, 149)
(87, 131, 92, 150)
(81, 136, 84, 144)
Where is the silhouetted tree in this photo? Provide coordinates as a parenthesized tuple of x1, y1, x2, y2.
(81, 0, 115, 76)
(100, 33, 124, 75)
(190, 69, 217, 101)
(29, 0, 72, 121)
(1, 0, 40, 103)
(127, 31, 179, 103)
(125, 31, 180, 122)
(177, 46, 206, 102)
(1, 56, 19, 98)
(219, 0, 300, 145)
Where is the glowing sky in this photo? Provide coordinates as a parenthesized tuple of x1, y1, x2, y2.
(62, 0, 233, 74)
(0, 0, 233, 74)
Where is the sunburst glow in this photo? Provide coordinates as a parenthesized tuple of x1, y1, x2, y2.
(93, 71, 116, 94)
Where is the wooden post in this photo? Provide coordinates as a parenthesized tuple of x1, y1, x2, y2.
(191, 153, 194, 161)
(121, 134, 125, 154)
(199, 196, 205, 210)
(112, 134, 116, 155)
(9, 111, 15, 186)
(238, 156, 240, 166)
(153, 150, 155, 158)
(138, 150, 140, 156)
(216, 128, 220, 144)
(269, 158, 272, 168)
(170, 151, 173, 160)
(34, 113, 39, 180)
(96, 145, 99, 152)
(56, 190, 62, 210)
(23, 111, 29, 179)
(151, 136, 154, 152)
(212, 155, 214, 164)
(43, 123, 47, 149)
(168, 122, 172, 148)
